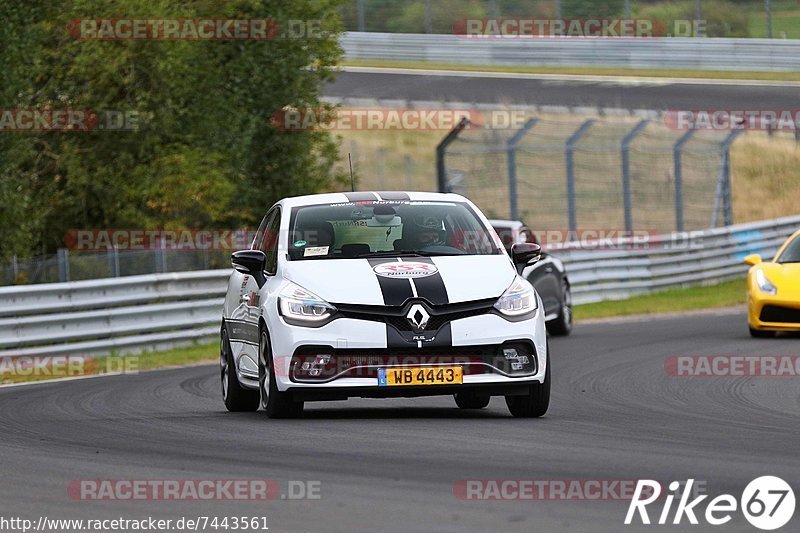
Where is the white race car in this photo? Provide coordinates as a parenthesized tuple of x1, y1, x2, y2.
(220, 191, 550, 418)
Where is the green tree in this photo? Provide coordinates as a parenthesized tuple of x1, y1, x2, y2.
(0, 0, 346, 260)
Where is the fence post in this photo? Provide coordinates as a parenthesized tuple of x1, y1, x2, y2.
(376, 147, 385, 189)
(621, 120, 649, 233)
(57, 248, 70, 282)
(565, 119, 594, 233)
(720, 130, 743, 227)
(506, 118, 538, 221)
(673, 129, 696, 232)
(403, 155, 413, 190)
(436, 117, 470, 193)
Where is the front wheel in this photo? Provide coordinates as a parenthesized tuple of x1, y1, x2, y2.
(505, 345, 550, 418)
(547, 281, 572, 336)
(259, 329, 304, 418)
(220, 329, 259, 412)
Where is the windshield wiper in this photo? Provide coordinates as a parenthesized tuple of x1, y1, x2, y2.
(353, 250, 423, 258)
(354, 250, 466, 258)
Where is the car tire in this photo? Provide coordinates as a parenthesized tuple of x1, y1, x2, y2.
(749, 326, 775, 338)
(454, 392, 490, 409)
(547, 281, 572, 336)
(505, 345, 550, 418)
(220, 328, 260, 412)
(259, 328, 304, 419)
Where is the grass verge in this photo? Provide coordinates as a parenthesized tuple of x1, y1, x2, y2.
(342, 59, 800, 83)
(574, 278, 746, 321)
(0, 341, 217, 385)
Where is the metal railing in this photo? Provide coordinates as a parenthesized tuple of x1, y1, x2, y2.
(0, 216, 797, 358)
(341, 32, 800, 72)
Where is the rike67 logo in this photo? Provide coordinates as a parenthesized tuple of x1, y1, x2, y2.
(626, 477, 795, 530)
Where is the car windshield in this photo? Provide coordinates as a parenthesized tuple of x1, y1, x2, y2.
(287, 200, 500, 260)
(777, 235, 800, 263)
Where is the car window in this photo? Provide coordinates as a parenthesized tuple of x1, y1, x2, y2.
(289, 200, 500, 260)
(492, 225, 515, 252)
(260, 208, 281, 274)
(251, 213, 270, 251)
(520, 228, 539, 246)
(777, 235, 800, 263)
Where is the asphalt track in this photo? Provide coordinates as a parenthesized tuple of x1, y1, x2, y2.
(1, 309, 798, 532)
(325, 68, 800, 111)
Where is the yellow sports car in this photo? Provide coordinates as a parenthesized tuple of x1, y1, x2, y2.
(744, 229, 800, 337)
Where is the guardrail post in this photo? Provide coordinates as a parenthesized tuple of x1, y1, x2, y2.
(621, 120, 649, 233)
(565, 119, 594, 233)
(57, 248, 70, 282)
(436, 117, 470, 193)
(11, 255, 18, 284)
(507, 118, 538, 221)
(673, 129, 696, 232)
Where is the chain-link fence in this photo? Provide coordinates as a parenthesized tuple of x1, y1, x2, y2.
(439, 115, 741, 233)
(2, 248, 230, 286)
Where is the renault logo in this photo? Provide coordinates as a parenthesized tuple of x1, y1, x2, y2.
(406, 304, 430, 331)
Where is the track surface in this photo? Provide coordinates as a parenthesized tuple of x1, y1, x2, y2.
(325, 70, 800, 110)
(1, 310, 798, 532)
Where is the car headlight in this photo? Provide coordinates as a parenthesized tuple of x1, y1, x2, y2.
(494, 276, 538, 317)
(278, 282, 337, 323)
(755, 269, 777, 295)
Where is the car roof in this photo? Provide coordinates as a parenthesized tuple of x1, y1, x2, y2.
(488, 219, 525, 230)
(279, 191, 472, 209)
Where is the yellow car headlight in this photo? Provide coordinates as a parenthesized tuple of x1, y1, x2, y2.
(755, 269, 777, 296)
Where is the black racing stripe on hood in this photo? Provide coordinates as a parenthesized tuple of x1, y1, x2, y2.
(367, 258, 414, 306)
(412, 257, 449, 305)
(344, 192, 379, 202)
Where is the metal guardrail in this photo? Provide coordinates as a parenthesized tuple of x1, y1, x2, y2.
(341, 32, 800, 72)
(0, 270, 229, 357)
(0, 215, 797, 357)
(557, 214, 800, 304)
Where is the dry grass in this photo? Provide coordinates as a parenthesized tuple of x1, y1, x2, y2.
(334, 108, 800, 226)
(731, 133, 800, 222)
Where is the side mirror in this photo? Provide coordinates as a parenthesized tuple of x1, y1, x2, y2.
(743, 254, 762, 266)
(232, 250, 266, 274)
(511, 242, 541, 272)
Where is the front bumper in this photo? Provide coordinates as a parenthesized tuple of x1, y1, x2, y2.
(748, 294, 800, 331)
(268, 301, 548, 394)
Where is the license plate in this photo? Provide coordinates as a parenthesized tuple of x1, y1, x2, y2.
(378, 366, 463, 387)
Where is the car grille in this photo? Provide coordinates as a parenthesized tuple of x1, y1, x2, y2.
(334, 298, 496, 332)
(760, 305, 800, 324)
